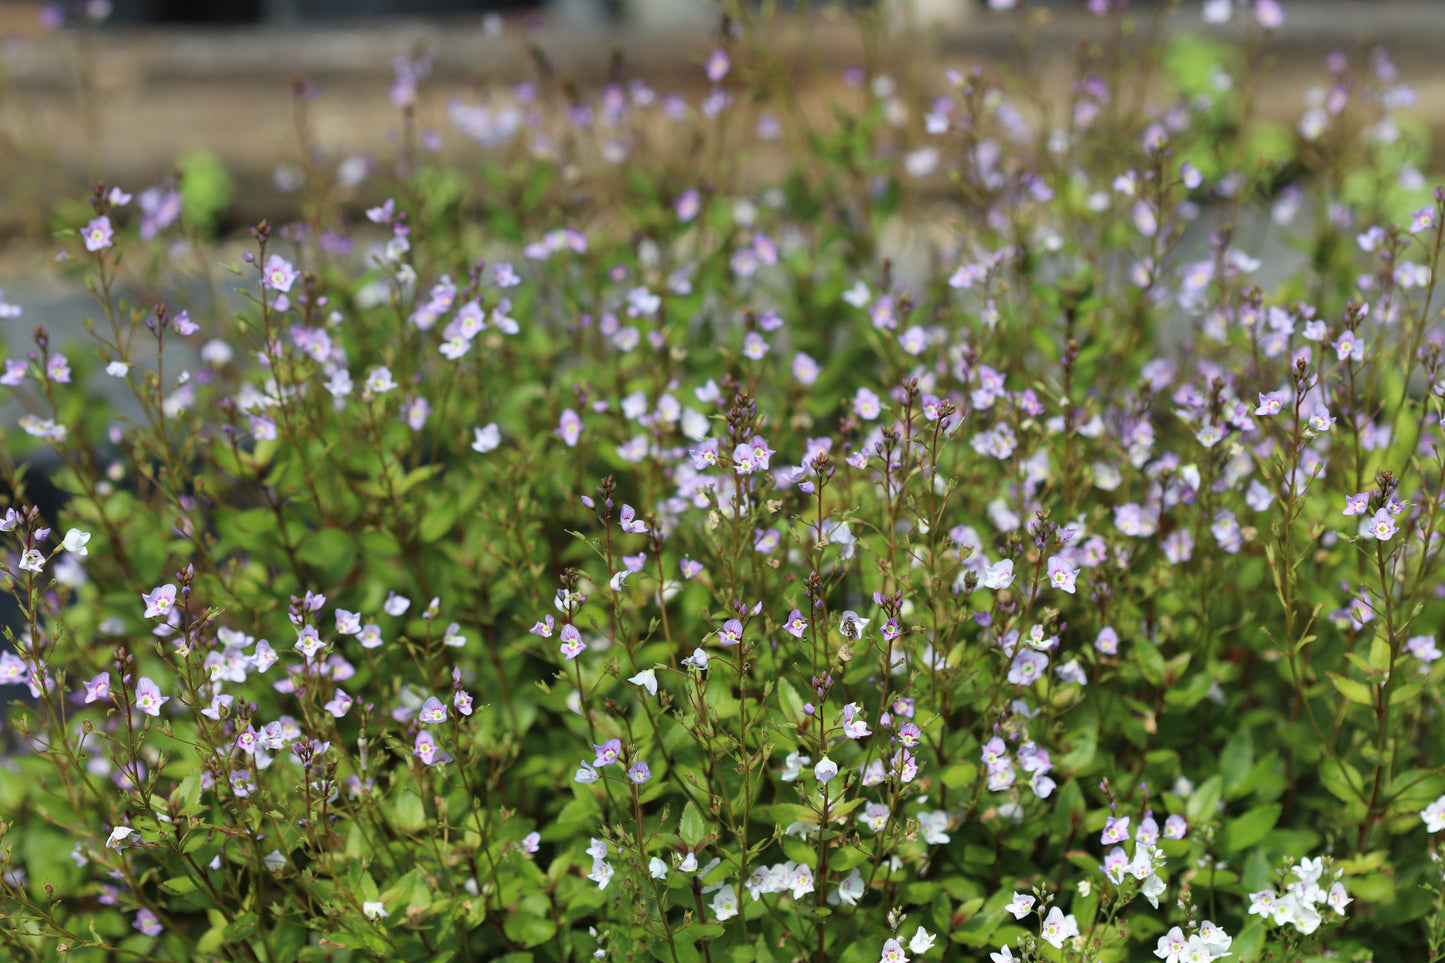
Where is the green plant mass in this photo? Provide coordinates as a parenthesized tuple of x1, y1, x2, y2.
(1, 1, 1445, 962)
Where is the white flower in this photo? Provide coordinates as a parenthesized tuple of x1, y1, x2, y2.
(106, 826, 136, 850)
(365, 366, 397, 393)
(106, 361, 129, 377)
(916, 810, 950, 845)
(814, 757, 839, 785)
(1422, 794, 1445, 832)
(982, 558, 1014, 589)
(649, 857, 668, 879)
(588, 858, 614, 890)
(627, 668, 657, 696)
(1003, 892, 1034, 919)
(1196, 920, 1231, 956)
(362, 901, 388, 919)
(1202, 0, 1232, 24)
(831, 868, 864, 906)
(471, 423, 501, 453)
(264, 849, 286, 873)
(781, 750, 811, 782)
(711, 884, 739, 921)
(909, 927, 936, 953)
(1142, 873, 1166, 909)
(1039, 907, 1078, 949)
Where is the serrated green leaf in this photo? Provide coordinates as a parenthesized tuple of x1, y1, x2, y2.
(1329, 672, 1375, 706)
(680, 801, 708, 848)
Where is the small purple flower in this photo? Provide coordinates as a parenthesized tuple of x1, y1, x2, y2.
(1047, 556, 1080, 594)
(783, 608, 808, 638)
(142, 584, 177, 619)
(627, 760, 652, 784)
(295, 625, 325, 661)
(718, 619, 743, 647)
(593, 738, 622, 767)
(251, 639, 279, 671)
(1254, 391, 1284, 416)
(134, 908, 163, 937)
(133, 677, 168, 717)
(1007, 650, 1049, 686)
(414, 730, 452, 766)
(619, 504, 648, 534)
(1163, 814, 1188, 839)
(676, 188, 701, 223)
(1101, 815, 1131, 845)
(1368, 508, 1398, 541)
(324, 690, 354, 718)
(263, 254, 299, 293)
(235, 727, 259, 755)
(418, 696, 447, 725)
(556, 408, 583, 448)
(704, 48, 730, 83)
(841, 702, 871, 739)
(46, 354, 71, 383)
(82, 671, 111, 704)
(83, 216, 114, 252)
(559, 624, 587, 660)
(680, 557, 704, 580)
(229, 770, 255, 797)
(860, 802, 890, 833)
(454, 689, 475, 715)
(0, 358, 27, 386)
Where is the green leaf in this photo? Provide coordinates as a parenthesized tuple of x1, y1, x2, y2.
(1220, 804, 1282, 853)
(223, 912, 258, 942)
(503, 914, 556, 948)
(776, 676, 805, 723)
(680, 801, 708, 848)
(159, 876, 198, 895)
(173, 771, 205, 815)
(1320, 758, 1365, 805)
(1135, 639, 1167, 686)
(940, 762, 978, 789)
(1329, 672, 1375, 706)
(394, 791, 426, 832)
(1230, 920, 1266, 962)
(1220, 726, 1254, 799)
(1353, 872, 1396, 902)
(1186, 775, 1224, 826)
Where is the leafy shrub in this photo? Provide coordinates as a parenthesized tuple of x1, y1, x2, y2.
(1, 1, 1445, 961)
